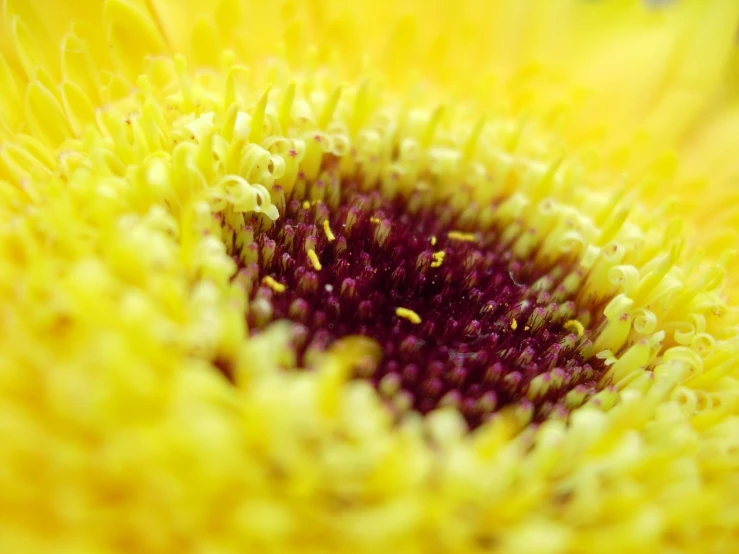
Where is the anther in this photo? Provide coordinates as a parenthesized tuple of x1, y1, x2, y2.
(563, 319, 585, 338)
(431, 250, 446, 268)
(307, 248, 322, 271)
(447, 230, 477, 242)
(262, 275, 286, 293)
(322, 219, 336, 242)
(396, 307, 422, 324)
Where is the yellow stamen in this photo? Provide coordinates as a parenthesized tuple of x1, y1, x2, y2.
(511, 319, 518, 330)
(430, 250, 446, 268)
(262, 276, 286, 293)
(370, 216, 381, 224)
(430, 235, 437, 246)
(322, 219, 335, 242)
(395, 307, 422, 324)
(447, 231, 477, 242)
(564, 319, 585, 338)
(307, 249, 322, 271)
(302, 200, 311, 210)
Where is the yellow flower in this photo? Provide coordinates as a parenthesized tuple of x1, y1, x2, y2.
(1, 0, 739, 552)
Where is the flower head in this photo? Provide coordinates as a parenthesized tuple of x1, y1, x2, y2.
(1, 1, 739, 552)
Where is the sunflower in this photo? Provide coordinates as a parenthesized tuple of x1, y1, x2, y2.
(1, 0, 739, 552)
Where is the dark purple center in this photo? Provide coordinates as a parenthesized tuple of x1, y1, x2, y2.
(228, 174, 610, 429)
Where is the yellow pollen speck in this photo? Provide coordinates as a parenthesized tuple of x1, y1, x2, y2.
(322, 220, 336, 242)
(564, 319, 585, 338)
(307, 249, 322, 271)
(302, 201, 311, 210)
(262, 276, 286, 293)
(370, 216, 381, 224)
(395, 307, 422, 324)
(448, 231, 477, 242)
(431, 250, 446, 268)
(430, 235, 437, 246)
(511, 319, 518, 330)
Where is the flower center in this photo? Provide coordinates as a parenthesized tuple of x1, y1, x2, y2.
(230, 171, 611, 428)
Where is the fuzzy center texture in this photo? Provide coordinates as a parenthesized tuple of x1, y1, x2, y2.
(231, 178, 609, 428)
